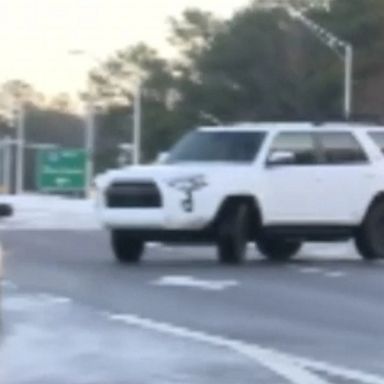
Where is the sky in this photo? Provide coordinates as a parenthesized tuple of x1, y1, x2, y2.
(0, 0, 249, 97)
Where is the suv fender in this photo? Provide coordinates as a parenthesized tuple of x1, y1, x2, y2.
(361, 192, 384, 225)
(211, 195, 262, 238)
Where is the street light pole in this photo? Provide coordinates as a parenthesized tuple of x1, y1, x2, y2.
(68, 50, 97, 193)
(3, 137, 12, 194)
(133, 82, 142, 165)
(69, 49, 144, 166)
(344, 45, 353, 120)
(85, 101, 96, 193)
(15, 102, 25, 194)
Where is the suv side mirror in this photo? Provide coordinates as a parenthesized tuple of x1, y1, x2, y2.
(267, 150, 295, 167)
(156, 151, 169, 164)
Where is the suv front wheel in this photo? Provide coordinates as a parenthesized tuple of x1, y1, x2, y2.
(256, 235, 302, 262)
(111, 230, 144, 264)
(217, 204, 249, 265)
(355, 200, 384, 261)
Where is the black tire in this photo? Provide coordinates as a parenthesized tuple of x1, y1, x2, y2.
(216, 204, 249, 265)
(0, 204, 12, 218)
(355, 200, 384, 261)
(256, 235, 302, 262)
(111, 230, 144, 264)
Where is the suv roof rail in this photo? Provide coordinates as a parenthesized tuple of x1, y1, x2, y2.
(228, 115, 384, 126)
(312, 114, 384, 126)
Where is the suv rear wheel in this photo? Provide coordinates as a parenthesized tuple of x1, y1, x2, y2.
(355, 200, 384, 261)
(217, 204, 249, 265)
(256, 235, 302, 262)
(111, 230, 144, 264)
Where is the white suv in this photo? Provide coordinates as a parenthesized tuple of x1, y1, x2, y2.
(95, 122, 384, 264)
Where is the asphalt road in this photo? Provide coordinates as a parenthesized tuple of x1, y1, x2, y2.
(1, 230, 384, 384)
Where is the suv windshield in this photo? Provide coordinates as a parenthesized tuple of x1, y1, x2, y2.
(166, 130, 266, 164)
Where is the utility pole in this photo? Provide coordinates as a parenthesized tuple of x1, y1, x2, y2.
(133, 82, 142, 165)
(69, 49, 143, 169)
(15, 102, 25, 194)
(85, 101, 96, 194)
(344, 45, 353, 120)
(3, 137, 12, 194)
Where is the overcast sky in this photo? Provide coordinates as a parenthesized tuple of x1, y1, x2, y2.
(0, 0, 249, 96)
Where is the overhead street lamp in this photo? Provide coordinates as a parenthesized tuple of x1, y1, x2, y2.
(286, 7, 353, 119)
(68, 49, 142, 171)
(256, 1, 353, 119)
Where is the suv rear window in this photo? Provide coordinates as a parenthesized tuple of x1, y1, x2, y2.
(317, 132, 368, 164)
(368, 132, 384, 154)
(268, 132, 317, 165)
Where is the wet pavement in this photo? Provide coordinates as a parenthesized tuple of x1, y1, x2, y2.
(2, 230, 384, 384)
(1, 284, 284, 384)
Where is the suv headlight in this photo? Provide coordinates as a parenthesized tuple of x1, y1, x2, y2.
(167, 175, 208, 192)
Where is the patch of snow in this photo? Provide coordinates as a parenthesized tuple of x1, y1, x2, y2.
(0, 194, 101, 230)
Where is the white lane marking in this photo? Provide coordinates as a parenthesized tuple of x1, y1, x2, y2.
(153, 275, 239, 291)
(106, 312, 384, 384)
(1, 280, 18, 290)
(323, 271, 346, 278)
(298, 267, 323, 274)
(107, 313, 330, 384)
(303, 243, 353, 258)
(292, 355, 384, 384)
(35, 293, 73, 305)
(5, 286, 382, 384)
(3, 294, 72, 311)
(147, 242, 162, 248)
(297, 268, 347, 279)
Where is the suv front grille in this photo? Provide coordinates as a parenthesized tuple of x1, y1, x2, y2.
(106, 181, 162, 208)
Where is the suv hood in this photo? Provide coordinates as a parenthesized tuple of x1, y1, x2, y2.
(95, 163, 250, 188)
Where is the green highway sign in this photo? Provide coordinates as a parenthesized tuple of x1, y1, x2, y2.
(37, 149, 87, 191)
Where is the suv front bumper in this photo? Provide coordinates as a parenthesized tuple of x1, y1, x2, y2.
(98, 208, 210, 231)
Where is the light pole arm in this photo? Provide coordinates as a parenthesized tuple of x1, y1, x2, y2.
(286, 6, 354, 119)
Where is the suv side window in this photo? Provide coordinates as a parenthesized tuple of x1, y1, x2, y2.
(316, 132, 368, 165)
(368, 132, 384, 154)
(267, 132, 317, 165)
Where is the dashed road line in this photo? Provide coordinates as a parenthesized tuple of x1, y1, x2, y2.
(152, 275, 239, 291)
(35, 293, 73, 305)
(296, 267, 347, 279)
(323, 271, 346, 278)
(1, 280, 18, 290)
(298, 267, 324, 274)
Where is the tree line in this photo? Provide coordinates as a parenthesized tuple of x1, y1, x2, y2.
(87, 0, 384, 165)
(1, 0, 384, 178)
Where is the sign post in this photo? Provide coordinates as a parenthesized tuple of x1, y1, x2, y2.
(37, 149, 87, 192)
